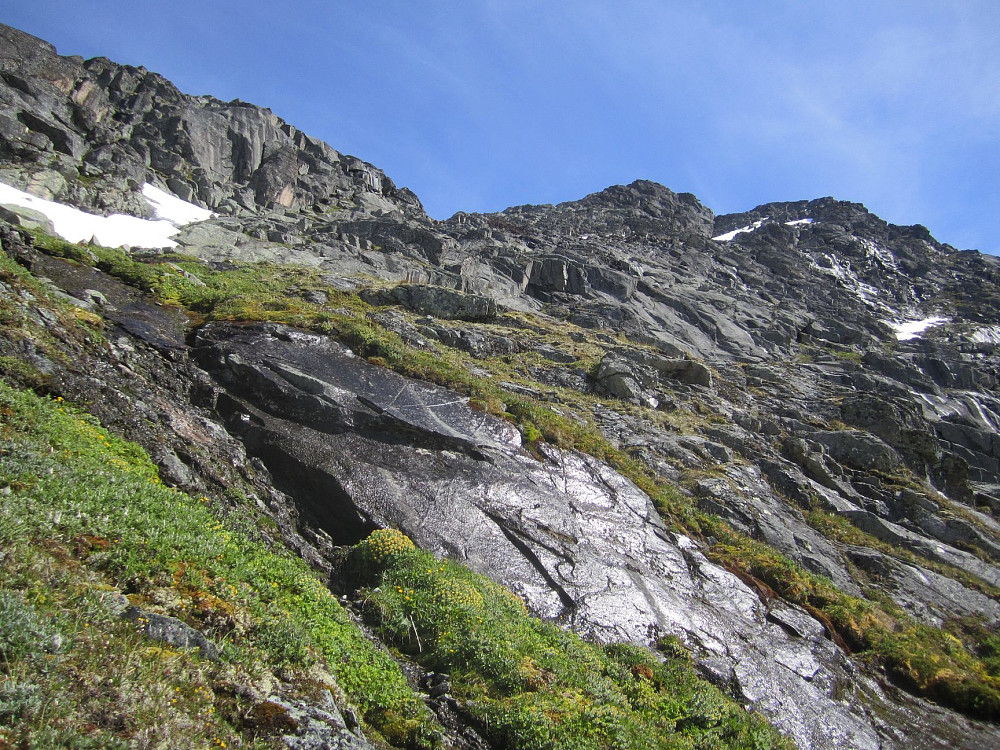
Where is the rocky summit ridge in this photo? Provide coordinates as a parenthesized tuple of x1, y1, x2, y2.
(2, 21, 1000, 750)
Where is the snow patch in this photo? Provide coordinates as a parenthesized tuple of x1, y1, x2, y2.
(811, 252, 888, 312)
(715, 265, 749, 293)
(0, 181, 212, 249)
(784, 218, 814, 227)
(814, 253, 848, 281)
(971, 326, 1000, 345)
(860, 238, 897, 270)
(713, 218, 768, 242)
(142, 183, 213, 225)
(888, 316, 949, 341)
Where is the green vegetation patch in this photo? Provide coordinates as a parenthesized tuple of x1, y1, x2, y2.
(804, 509, 1000, 599)
(703, 519, 1000, 720)
(347, 529, 791, 750)
(0, 249, 104, 361)
(0, 382, 437, 748)
(29, 229, 363, 328)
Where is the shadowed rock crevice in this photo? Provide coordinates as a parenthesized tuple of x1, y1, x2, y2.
(481, 509, 579, 619)
(215, 395, 378, 547)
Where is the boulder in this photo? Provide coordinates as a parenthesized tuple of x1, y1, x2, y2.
(592, 349, 712, 405)
(121, 606, 219, 661)
(808, 430, 903, 473)
(190, 322, 925, 750)
(361, 284, 497, 322)
(0, 203, 55, 234)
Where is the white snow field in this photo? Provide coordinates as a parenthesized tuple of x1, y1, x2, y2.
(141, 183, 213, 225)
(888, 316, 950, 341)
(0, 181, 212, 249)
(712, 218, 769, 242)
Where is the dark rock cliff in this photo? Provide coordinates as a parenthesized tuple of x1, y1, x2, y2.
(3, 22, 1000, 750)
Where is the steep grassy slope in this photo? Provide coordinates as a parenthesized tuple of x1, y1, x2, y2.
(0, 380, 436, 748)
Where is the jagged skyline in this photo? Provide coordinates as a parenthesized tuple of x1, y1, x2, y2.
(4, 1, 999, 254)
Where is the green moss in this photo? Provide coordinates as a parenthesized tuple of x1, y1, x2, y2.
(28, 229, 99, 263)
(0, 356, 48, 389)
(871, 625, 1000, 716)
(28, 228, 366, 326)
(963, 624, 1000, 678)
(805, 509, 1000, 598)
(830, 349, 863, 364)
(0, 249, 106, 362)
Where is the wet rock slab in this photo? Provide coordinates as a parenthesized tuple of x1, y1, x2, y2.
(193, 322, 920, 750)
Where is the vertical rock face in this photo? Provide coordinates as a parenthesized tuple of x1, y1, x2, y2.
(3, 22, 1000, 750)
(0, 24, 421, 219)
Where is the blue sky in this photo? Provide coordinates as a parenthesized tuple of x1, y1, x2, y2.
(4, 1, 999, 253)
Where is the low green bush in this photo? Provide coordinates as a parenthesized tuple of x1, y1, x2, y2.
(0, 591, 59, 665)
